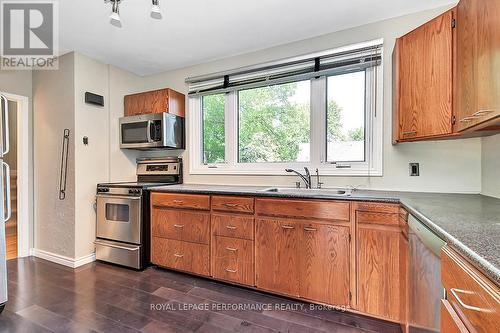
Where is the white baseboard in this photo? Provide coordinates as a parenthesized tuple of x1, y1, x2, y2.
(30, 248, 96, 268)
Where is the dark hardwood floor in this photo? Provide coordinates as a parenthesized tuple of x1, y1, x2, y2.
(1, 257, 402, 333)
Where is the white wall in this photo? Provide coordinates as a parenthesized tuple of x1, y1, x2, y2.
(33, 53, 76, 258)
(73, 53, 111, 258)
(141, 5, 481, 193)
(481, 134, 500, 198)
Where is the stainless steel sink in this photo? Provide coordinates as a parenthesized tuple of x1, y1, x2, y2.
(260, 187, 351, 196)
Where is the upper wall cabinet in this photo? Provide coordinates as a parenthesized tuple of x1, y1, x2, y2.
(456, 0, 500, 131)
(124, 88, 185, 117)
(393, 0, 500, 143)
(393, 10, 454, 142)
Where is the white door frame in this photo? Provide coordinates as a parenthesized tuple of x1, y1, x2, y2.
(1, 91, 30, 258)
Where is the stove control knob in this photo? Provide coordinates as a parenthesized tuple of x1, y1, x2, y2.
(135, 189, 141, 194)
(128, 189, 135, 194)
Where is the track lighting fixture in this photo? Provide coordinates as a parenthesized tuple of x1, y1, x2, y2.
(109, 0, 120, 23)
(105, 0, 163, 25)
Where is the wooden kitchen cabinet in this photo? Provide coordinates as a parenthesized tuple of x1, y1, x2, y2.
(255, 218, 301, 296)
(355, 203, 407, 322)
(124, 88, 185, 117)
(299, 222, 350, 305)
(442, 246, 500, 333)
(441, 300, 470, 333)
(255, 218, 350, 305)
(393, 0, 500, 142)
(456, 0, 500, 131)
(213, 236, 254, 286)
(393, 10, 455, 142)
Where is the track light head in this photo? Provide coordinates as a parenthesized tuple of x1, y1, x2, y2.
(151, 0, 162, 19)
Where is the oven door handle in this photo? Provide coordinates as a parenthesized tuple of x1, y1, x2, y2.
(96, 194, 142, 200)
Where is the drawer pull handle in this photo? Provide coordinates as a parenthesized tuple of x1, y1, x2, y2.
(459, 117, 475, 123)
(172, 200, 184, 204)
(174, 253, 184, 258)
(226, 225, 237, 230)
(281, 225, 295, 230)
(225, 247, 238, 252)
(450, 288, 493, 313)
(223, 203, 238, 207)
(402, 131, 417, 136)
(304, 227, 317, 232)
(472, 109, 493, 117)
(173, 224, 184, 228)
(225, 268, 237, 273)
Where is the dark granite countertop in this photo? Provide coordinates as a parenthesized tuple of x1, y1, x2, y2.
(150, 184, 500, 285)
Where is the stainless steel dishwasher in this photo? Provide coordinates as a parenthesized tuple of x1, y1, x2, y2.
(408, 215, 446, 333)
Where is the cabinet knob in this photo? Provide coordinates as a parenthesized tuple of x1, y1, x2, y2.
(173, 224, 184, 228)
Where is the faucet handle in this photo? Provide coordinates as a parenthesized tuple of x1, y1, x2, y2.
(295, 181, 301, 189)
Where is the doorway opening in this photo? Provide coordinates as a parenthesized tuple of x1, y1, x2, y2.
(5, 99, 18, 259)
(0, 92, 29, 260)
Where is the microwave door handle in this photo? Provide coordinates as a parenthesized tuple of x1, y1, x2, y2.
(146, 120, 154, 142)
(0, 95, 9, 156)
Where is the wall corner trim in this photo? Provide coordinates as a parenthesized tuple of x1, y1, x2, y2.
(30, 248, 96, 268)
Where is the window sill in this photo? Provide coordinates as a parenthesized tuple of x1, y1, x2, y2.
(189, 167, 383, 177)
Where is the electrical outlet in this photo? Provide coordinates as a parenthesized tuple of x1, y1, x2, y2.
(409, 163, 420, 176)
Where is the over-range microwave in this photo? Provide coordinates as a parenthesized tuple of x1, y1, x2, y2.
(119, 113, 184, 150)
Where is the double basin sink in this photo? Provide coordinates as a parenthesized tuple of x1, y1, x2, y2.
(260, 187, 352, 197)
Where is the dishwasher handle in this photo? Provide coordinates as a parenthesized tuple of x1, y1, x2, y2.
(409, 215, 446, 257)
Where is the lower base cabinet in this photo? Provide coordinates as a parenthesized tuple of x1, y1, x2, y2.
(355, 204, 407, 323)
(255, 218, 351, 306)
(212, 235, 254, 285)
(151, 237, 210, 276)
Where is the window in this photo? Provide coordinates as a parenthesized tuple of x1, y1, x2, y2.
(202, 93, 225, 164)
(238, 80, 311, 163)
(327, 71, 366, 162)
(188, 40, 383, 176)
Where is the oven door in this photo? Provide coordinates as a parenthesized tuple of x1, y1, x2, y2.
(96, 194, 142, 244)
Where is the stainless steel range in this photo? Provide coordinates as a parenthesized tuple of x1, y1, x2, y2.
(95, 157, 182, 269)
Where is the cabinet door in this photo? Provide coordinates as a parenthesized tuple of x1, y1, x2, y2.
(395, 10, 454, 141)
(300, 222, 350, 306)
(255, 219, 300, 297)
(476, 0, 500, 123)
(455, 0, 478, 130)
(357, 225, 407, 322)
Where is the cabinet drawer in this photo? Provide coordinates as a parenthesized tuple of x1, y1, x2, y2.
(152, 209, 210, 244)
(151, 237, 210, 276)
(211, 196, 254, 214)
(353, 202, 400, 214)
(441, 300, 469, 333)
(442, 246, 500, 333)
(356, 211, 400, 226)
(151, 192, 210, 210)
(212, 214, 254, 240)
(213, 236, 254, 286)
(256, 198, 350, 221)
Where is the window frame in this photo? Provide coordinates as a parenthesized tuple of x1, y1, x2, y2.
(189, 63, 383, 176)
